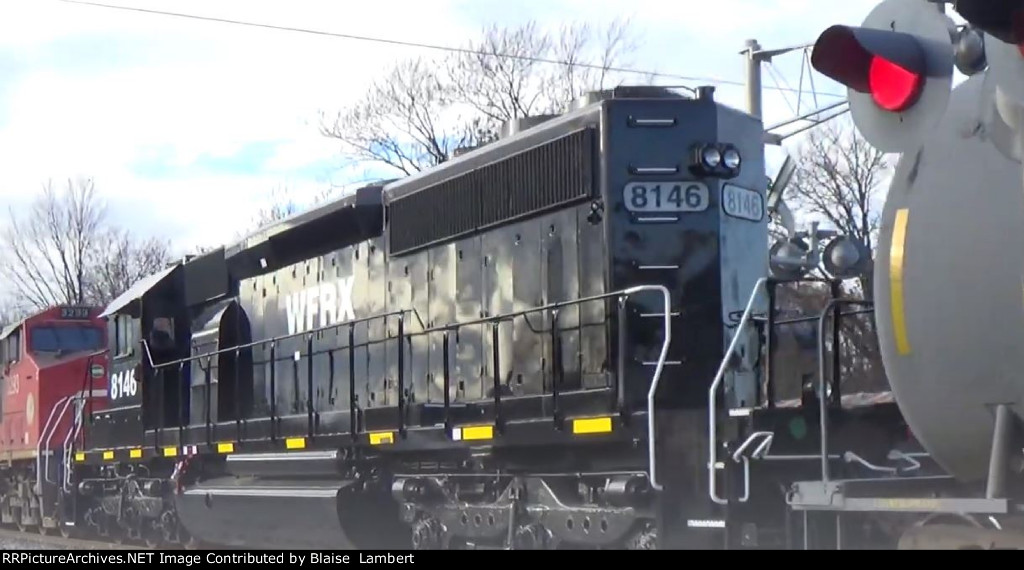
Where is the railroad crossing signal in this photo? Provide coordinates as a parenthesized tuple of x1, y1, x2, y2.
(809, 0, 954, 152)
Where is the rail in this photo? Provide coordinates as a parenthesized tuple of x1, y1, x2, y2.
(708, 277, 768, 505)
(140, 285, 674, 490)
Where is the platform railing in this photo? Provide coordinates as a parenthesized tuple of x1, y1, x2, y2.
(41, 346, 105, 490)
(36, 386, 104, 525)
(37, 394, 75, 488)
(708, 277, 768, 505)
(140, 285, 673, 490)
(62, 396, 91, 492)
(815, 298, 874, 482)
(709, 281, 881, 506)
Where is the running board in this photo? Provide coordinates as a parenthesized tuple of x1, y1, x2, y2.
(225, 450, 342, 478)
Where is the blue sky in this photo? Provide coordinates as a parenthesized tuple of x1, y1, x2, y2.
(0, 0, 889, 252)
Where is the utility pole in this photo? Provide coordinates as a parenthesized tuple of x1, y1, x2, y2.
(746, 38, 848, 144)
(743, 39, 815, 119)
(744, 39, 763, 120)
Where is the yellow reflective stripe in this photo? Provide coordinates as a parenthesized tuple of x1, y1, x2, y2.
(572, 417, 613, 434)
(890, 208, 911, 355)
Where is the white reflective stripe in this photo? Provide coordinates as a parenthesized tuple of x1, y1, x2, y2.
(687, 519, 726, 529)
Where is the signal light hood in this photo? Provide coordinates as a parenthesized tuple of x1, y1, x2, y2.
(811, 25, 929, 95)
(808, 0, 955, 153)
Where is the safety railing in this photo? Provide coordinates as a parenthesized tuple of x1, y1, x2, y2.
(140, 285, 673, 489)
(815, 298, 874, 482)
(709, 279, 882, 505)
(141, 308, 415, 449)
(63, 395, 92, 492)
(39, 349, 105, 492)
(37, 387, 103, 523)
(708, 277, 768, 505)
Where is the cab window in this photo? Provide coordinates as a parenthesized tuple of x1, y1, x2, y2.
(29, 326, 104, 354)
(1, 330, 20, 365)
(111, 314, 138, 357)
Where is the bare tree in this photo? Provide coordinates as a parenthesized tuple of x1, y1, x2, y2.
(250, 184, 335, 230)
(0, 297, 28, 328)
(247, 184, 337, 233)
(787, 117, 890, 298)
(85, 227, 173, 306)
(773, 116, 892, 398)
(319, 59, 484, 176)
(0, 178, 104, 308)
(0, 177, 174, 311)
(319, 18, 647, 176)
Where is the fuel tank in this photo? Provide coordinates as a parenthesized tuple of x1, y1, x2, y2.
(874, 70, 1024, 483)
(173, 452, 409, 549)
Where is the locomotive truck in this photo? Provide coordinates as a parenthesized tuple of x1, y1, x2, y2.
(12, 0, 1024, 550)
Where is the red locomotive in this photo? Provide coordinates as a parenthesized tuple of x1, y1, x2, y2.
(0, 305, 107, 532)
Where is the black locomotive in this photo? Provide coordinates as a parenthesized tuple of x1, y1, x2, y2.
(51, 85, 911, 550)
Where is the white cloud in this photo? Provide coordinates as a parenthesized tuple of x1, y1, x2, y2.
(0, 0, 900, 261)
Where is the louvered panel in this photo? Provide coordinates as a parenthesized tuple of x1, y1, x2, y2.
(388, 127, 596, 256)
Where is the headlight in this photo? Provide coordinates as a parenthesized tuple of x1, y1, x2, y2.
(701, 146, 722, 168)
(722, 146, 741, 169)
(690, 142, 742, 179)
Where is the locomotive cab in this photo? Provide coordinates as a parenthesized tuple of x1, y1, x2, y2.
(90, 262, 191, 450)
(0, 305, 107, 533)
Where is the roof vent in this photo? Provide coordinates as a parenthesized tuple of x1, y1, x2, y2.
(569, 85, 690, 111)
(499, 115, 559, 139)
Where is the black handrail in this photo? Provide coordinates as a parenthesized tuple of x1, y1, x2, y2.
(816, 298, 875, 482)
(138, 285, 671, 450)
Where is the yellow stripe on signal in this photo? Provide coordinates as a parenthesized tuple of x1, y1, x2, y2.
(163, 447, 178, 458)
(890, 208, 911, 355)
(285, 438, 306, 450)
(74, 452, 85, 462)
(368, 432, 394, 445)
(102, 450, 114, 460)
(572, 417, 613, 434)
(129, 449, 142, 459)
(217, 442, 235, 454)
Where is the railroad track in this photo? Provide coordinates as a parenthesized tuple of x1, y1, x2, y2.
(0, 526, 147, 550)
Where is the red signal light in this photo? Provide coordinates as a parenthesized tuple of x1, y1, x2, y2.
(809, 1, 954, 154)
(868, 55, 924, 112)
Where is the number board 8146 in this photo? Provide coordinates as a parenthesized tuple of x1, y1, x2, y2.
(721, 183, 765, 222)
(623, 181, 709, 213)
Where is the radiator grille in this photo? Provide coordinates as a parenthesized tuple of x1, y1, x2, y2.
(388, 127, 596, 255)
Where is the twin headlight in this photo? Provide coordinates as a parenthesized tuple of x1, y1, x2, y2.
(691, 143, 742, 178)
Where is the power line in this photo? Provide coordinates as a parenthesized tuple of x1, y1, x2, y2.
(53, 0, 845, 98)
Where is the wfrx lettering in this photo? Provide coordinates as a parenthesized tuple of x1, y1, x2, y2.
(284, 276, 356, 335)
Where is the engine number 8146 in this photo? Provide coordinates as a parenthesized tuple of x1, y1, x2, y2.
(622, 181, 710, 213)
